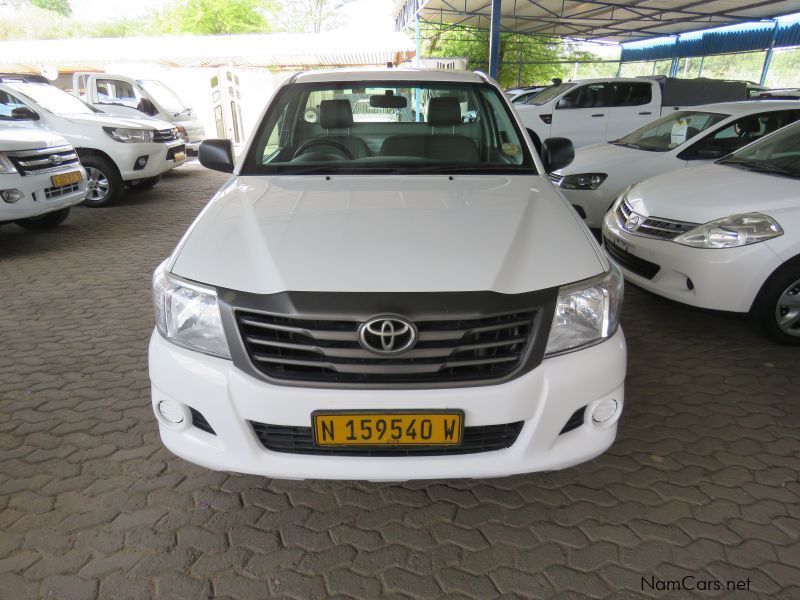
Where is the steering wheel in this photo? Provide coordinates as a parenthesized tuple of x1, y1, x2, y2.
(293, 139, 354, 160)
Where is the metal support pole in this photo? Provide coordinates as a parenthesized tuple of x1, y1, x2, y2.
(698, 55, 705, 77)
(616, 60, 622, 77)
(488, 0, 502, 80)
(760, 20, 779, 87)
(415, 12, 421, 122)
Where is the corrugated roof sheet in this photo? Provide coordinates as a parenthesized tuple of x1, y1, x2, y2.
(0, 32, 416, 72)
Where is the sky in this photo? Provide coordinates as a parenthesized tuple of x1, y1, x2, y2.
(67, 0, 396, 32)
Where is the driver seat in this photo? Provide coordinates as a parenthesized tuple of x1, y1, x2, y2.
(315, 99, 372, 158)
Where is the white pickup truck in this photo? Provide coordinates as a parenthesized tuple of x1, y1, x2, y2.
(1, 128, 86, 229)
(69, 73, 206, 155)
(0, 76, 186, 206)
(515, 76, 761, 151)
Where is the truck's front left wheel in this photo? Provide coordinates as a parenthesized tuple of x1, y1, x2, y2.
(16, 207, 71, 230)
(81, 155, 123, 207)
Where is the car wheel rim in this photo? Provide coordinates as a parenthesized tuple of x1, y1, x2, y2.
(86, 167, 110, 201)
(775, 277, 800, 336)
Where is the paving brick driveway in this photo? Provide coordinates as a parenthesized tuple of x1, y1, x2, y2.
(1, 163, 798, 600)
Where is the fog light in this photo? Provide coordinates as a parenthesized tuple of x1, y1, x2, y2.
(1, 189, 23, 203)
(158, 400, 184, 424)
(134, 156, 149, 170)
(592, 398, 618, 424)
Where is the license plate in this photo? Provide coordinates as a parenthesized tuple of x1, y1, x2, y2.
(51, 171, 82, 187)
(312, 411, 464, 446)
(173, 151, 186, 162)
(608, 235, 630, 254)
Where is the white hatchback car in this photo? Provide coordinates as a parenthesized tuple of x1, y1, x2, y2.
(552, 101, 800, 228)
(149, 69, 627, 481)
(603, 120, 800, 344)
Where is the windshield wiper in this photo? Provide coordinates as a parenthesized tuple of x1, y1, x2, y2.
(720, 158, 798, 178)
(404, 164, 533, 174)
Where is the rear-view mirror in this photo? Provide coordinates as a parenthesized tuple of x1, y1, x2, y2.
(370, 95, 407, 109)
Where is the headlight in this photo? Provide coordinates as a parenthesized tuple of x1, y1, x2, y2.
(103, 127, 155, 143)
(175, 125, 189, 142)
(0, 152, 18, 174)
(674, 213, 783, 249)
(152, 261, 231, 358)
(560, 173, 607, 190)
(545, 265, 624, 356)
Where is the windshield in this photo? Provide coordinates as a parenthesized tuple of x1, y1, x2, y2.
(719, 121, 800, 179)
(7, 82, 97, 115)
(524, 82, 575, 106)
(243, 80, 537, 175)
(614, 111, 728, 152)
(139, 80, 187, 113)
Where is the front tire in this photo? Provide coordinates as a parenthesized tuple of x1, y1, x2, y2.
(16, 207, 71, 230)
(81, 155, 123, 207)
(753, 257, 800, 344)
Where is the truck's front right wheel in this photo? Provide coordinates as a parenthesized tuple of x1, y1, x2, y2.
(81, 155, 123, 207)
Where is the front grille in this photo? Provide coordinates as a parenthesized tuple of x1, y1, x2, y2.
(547, 173, 563, 186)
(616, 197, 696, 240)
(603, 235, 661, 279)
(236, 309, 538, 385)
(250, 421, 524, 456)
(7, 146, 80, 176)
(44, 182, 80, 199)
(154, 128, 180, 143)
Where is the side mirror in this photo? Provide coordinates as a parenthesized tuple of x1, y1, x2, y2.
(199, 139, 235, 173)
(11, 106, 39, 120)
(137, 97, 158, 116)
(541, 137, 574, 172)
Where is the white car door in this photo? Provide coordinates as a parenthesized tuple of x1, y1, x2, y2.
(606, 81, 659, 140)
(85, 74, 159, 119)
(550, 82, 609, 149)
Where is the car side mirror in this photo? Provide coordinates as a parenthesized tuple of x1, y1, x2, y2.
(11, 106, 39, 120)
(199, 139, 235, 173)
(137, 97, 158, 116)
(541, 137, 574, 172)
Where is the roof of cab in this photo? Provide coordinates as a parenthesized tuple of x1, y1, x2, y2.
(292, 68, 488, 84)
(677, 99, 800, 116)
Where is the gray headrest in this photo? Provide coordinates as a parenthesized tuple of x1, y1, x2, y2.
(319, 99, 354, 129)
(428, 97, 462, 127)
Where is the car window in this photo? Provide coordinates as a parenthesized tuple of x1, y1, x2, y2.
(0, 89, 29, 120)
(244, 80, 536, 175)
(720, 120, 800, 179)
(6, 82, 97, 115)
(613, 111, 728, 152)
(609, 82, 652, 107)
(556, 83, 607, 109)
(694, 110, 800, 156)
(525, 82, 574, 106)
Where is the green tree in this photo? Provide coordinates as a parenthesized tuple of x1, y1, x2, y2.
(269, 0, 355, 33)
(29, 0, 71, 16)
(171, 0, 273, 35)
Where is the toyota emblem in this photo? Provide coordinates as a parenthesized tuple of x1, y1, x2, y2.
(48, 154, 63, 165)
(358, 316, 417, 356)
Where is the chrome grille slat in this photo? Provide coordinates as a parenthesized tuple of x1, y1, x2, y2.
(8, 147, 80, 176)
(616, 197, 697, 240)
(237, 309, 538, 385)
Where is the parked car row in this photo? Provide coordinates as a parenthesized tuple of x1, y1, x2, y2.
(1, 74, 190, 230)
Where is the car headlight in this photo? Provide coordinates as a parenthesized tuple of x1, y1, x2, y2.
(152, 261, 231, 358)
(103, 127, 155, 143)
(175, 125, 189, 142)
(545, 265, 624, 356)
(560, 173, 607, 190)
(0, 152, 18, 174)
(673, 213, 783, 249)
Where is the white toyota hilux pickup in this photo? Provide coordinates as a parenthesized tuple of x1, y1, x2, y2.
(0, 128, 86, 229)
(149, 69, 627, 481)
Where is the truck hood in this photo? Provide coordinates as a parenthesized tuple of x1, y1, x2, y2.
(171, 175, 605, 294)
(0, 128, 68, 151)
(628, 163, 800, 224)
(555, 142, 660, 176)
(63, 113, 174, 130)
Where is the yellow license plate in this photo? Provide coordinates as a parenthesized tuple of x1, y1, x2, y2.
(51, 171, 82, 187)
(173, 151, 186, 162)
(313, 411, 463, 446)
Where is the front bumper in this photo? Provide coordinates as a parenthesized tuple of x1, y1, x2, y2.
(117, 140, 186, 180)
(0, 168, 86, 222)
(602, 211, 781, 313)
(560, 187, 618, 229)
(149, 329, 626, 481)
